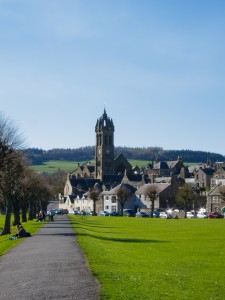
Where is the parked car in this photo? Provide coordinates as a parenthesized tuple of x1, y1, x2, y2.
(159, 212, 167, 219)
(197, 212, 207, 218)
(186, 212, 195, 218)
(99, 211, 109, 216)
(109, 211, 119, 216)
(135, 211, 149, 218)
(152, 211, 160, 218)
(123, 209, 135, 217)
(208, 212, 224, 219)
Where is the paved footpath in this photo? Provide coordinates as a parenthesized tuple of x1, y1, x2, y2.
(0, 215, 100, 300)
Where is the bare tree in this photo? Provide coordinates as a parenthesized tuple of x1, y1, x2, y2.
(144, 184, 158, 218)
(25, 172, 53, 221)
(89, 185, 102, 215)
(0, 112, 26, 234)
(116, 184, 134, 216)
(44, 171, 67, 199)
(0, 151, 27, 234)
(0, 112, 25, 155)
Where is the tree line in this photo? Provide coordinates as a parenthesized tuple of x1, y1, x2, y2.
(0, 113, 66, 235)
(23, 146, 225, 165)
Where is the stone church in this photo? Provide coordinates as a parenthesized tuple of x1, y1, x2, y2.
(61, 110, 144, 209)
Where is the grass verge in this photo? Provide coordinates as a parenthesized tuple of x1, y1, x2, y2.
(69, 215, 225, 300)
(0, 215, 44, 256)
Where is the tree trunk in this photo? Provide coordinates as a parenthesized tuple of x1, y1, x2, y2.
(0, 200, 12, 235)
(28, 199, 34, 220)
(12, 199, 21, 226)
(184, 206, 187, 218)
(21, 205, 27, 223)
(93, 200, 97, 216)
(120, 203, 124, 216)
(150, 200, 155, 218)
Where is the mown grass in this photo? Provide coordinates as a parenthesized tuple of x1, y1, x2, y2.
(0, 215, 43, 256)
(31, 160, 153, 173)
(69, 216, 225, 300)
(30, 160, 83, 173)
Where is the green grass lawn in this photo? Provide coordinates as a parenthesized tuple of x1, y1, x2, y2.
(31, 159, 147, 173)
(30, 160, 150, 173)
(69, 216, 225, 300)
(30, 160, 82, 173)
(0, 215, 44, 256)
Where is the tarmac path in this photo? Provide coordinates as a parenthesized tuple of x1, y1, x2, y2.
(0, 215, 100, 300)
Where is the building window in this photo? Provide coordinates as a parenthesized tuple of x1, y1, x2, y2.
(112, 196, 116, 203)
(112, 205, 117, 211)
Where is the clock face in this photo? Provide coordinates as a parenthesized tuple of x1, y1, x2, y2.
(106, 149, 110, 154)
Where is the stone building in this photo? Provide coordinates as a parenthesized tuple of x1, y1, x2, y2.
(61, 110, 144, 211)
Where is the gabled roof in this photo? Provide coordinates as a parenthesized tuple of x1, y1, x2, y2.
(166, 160, 180, 169)
(104, 183, 136, 196)
(71, 162, 95, 174)
(136, 183, 170, 195)
(198, 168, 215, 176)
(153, 161, 169, 170)
(208, 185, 221, 196)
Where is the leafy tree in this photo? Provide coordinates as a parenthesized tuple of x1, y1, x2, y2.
(176, 184, 195, 217)
(144, 184, 158, 218)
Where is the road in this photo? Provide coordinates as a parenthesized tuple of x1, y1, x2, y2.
(0, 215, 100, 300)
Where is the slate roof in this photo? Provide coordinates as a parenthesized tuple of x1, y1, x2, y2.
(70, 177, 102, 193)
(102, 183, 136, 196)
(200, 168, 215, 175)
(136, 183, 170, 195)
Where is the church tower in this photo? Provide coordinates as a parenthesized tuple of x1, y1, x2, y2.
(95, 109, 115, 180)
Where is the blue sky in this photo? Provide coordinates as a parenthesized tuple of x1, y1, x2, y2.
(1, 0, 225, 154)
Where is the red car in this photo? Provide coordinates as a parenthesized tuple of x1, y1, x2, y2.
(208, 212, 224, 219)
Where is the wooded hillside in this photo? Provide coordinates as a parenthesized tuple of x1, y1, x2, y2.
(23, 147, 225, 165)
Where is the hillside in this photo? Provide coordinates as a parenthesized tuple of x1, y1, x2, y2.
(23, 146, 225, 166)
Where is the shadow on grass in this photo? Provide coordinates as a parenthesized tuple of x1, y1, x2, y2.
(35, 231, 167, 243)
(75, 232, 169, 244)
